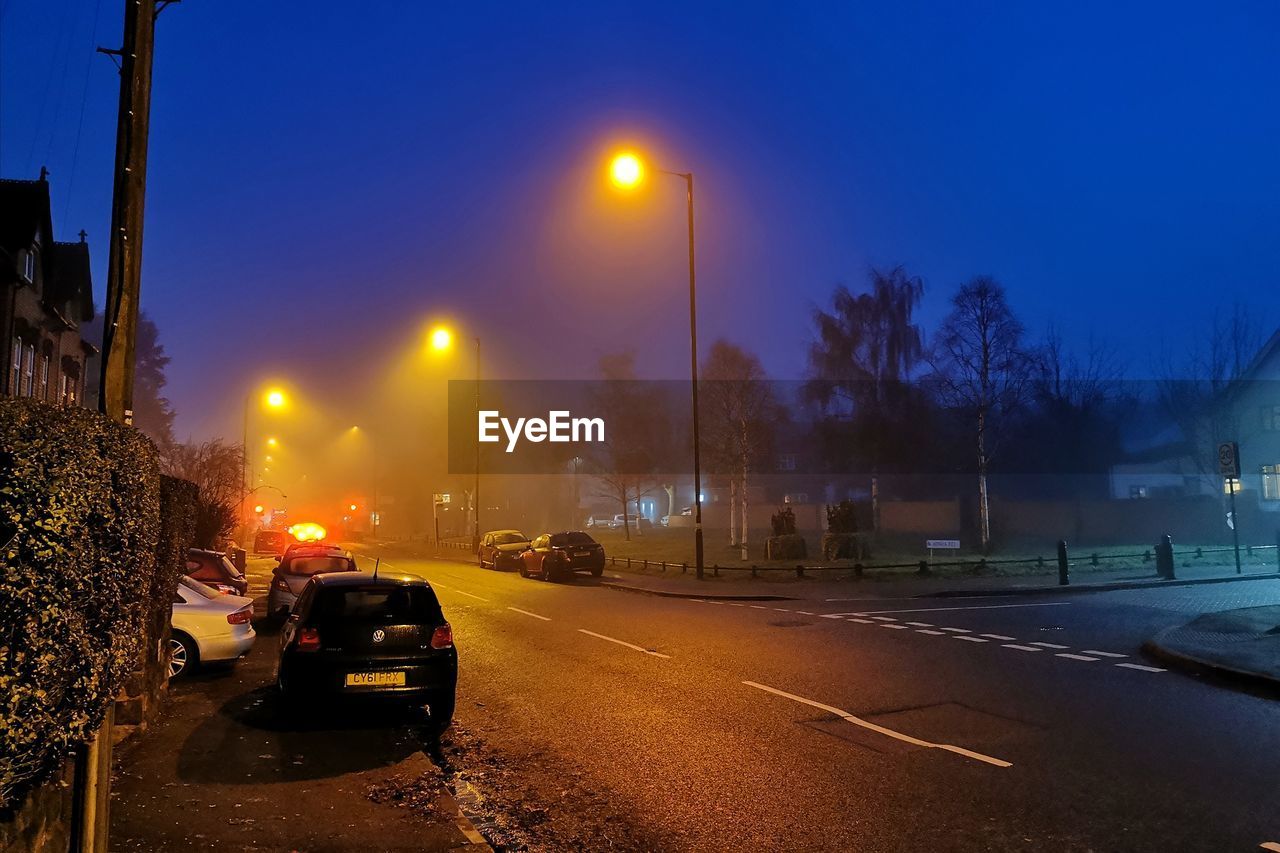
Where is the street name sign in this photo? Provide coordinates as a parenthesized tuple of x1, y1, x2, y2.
(926, 539, 961, 549)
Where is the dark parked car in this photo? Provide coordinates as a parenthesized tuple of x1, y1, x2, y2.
(268, 545, 358, 618)
(518, 531, 606, 581)
(253, 529, 290, 555)
(478, 529, 530, 570)
(184, 548, 249, 596)
(276, 571, 457, 730)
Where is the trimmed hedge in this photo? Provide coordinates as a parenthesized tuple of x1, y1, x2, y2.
(0, 400, 161, 809)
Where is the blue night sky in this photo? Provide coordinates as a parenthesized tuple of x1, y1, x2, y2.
(3, 1, 1279, 440)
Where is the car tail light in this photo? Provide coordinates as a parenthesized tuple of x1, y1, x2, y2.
(430, 624, 453, 649)
(210, 583, 236, 595)
(226, 607, 252, 625)
(271, 576, 289, 592)
(296, 627, 321, 652)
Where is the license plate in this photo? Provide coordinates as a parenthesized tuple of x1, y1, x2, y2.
(345, 671, 405, 687)
(575, 550, 591, 557)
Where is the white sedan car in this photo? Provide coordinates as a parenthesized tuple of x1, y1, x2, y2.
(170, 575, 256, 678)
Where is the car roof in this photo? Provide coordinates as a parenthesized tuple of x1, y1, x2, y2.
(187, 548, 225, 557)
(487, 529, 526, 536)
(311, 570, 430, 588)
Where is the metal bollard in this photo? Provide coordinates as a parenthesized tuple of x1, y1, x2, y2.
(751, 564, 758, 578)
(682, 562, 688, 574)
(917, 560, 930, 576)
(853, 562, 864, 578)
(1090, 552, 1099, 567)
(796, 565, 804, 578)
(1057, 539, 1069, 586)
(1156, 534, 1175, 579)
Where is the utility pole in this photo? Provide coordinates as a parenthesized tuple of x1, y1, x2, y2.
(98, 0, 170, 422)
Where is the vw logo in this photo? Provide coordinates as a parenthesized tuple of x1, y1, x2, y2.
(372, 629, 386, 643)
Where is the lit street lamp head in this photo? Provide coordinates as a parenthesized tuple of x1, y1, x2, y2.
(429, 326, 454, 352)
(609, 152, 643, 189)
(264, 389, 286, 409)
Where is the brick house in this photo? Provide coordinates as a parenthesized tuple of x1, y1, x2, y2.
(0, 173, 97, 406)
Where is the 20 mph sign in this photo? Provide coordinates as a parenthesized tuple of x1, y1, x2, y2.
(1218, 442, 1240, 478)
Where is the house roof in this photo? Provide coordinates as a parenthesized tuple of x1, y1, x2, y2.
(0, 178, 53, 255)
(47, 240, 95, 323)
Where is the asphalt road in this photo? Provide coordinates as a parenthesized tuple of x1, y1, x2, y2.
(113, 552, 1280, 851)
(352, 549, 1280, 852)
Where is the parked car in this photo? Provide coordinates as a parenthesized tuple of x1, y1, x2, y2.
(253, 529, 291, 556)
(169, 575, 255, 678)
(184, 548, 248, 596)
(478, 529, 531, 570)
(607, 514, 652, 531)
(276, 571, 457, 731)
(518, 531, 606, 580)
(268, 546, 359, 618)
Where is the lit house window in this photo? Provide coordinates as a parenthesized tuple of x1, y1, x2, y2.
(1224, 478, 1242, 495)
(1264, 466, 1280, 501)
(777, 453, 797, 471)
(1262, 405, 1280, 432)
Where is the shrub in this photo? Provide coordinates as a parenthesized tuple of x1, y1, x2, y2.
(770, 506, 797, 537)
(826, 500, 858, 534)
(0, 401, 161, 809)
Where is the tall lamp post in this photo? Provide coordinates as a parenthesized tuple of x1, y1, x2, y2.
(241, 388, 286, 544)
(608, 152, 705, 579)
(428, 326, 482, 558)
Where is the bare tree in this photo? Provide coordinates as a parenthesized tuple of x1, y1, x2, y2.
(702, 341, 778, 559)
(929, 277, 1034, 551)
(807, 266, 925, 529)
(160, 439, 242, 548)
(1154, 302, 1268, 477)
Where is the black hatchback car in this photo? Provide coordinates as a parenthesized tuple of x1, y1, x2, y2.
(276, 572, 457, 729)
(518, 531, 606, 580)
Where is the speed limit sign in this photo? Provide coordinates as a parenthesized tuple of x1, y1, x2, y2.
(1218, 442, 1240, 478)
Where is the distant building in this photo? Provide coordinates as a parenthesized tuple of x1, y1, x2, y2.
(0, 172, 97, 406)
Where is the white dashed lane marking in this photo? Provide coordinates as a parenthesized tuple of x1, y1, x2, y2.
(879, 623, 911, 630)
(1082, 650, 1127, 658)
(954, 635, 988, 643)
(507, 606, 550, 621)
(938, 627, 971, 633)
(578, 629, 670, 659)
(1029, 642, 1069, 649)
(1056, 653, 1101, 662)
(980, 634, 1016, 641)
(1116, 663, 1165, 673)
(1002, 644, 1043, 652)
(916, 629, 946, 636)
(743, 680, 1012, 768)
(905, 622, 934, 627)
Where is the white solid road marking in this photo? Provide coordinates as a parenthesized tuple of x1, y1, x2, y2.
(980, 634, 1016, 641)
(1056, 653, 1100, 662)
(1002, 644, 1043, 652)
(954, 635, 988, 643)
(507, 606, 550, 621)
(1030, 641, 1069, 649)
(855, 602, 1073, 615)
(1116, 663, 1166, 673)
(578, 629, 670, 659)
(1082, 650, 1127, 658)
(742, 680, 1012, 768)
(916, 629, 946, 636)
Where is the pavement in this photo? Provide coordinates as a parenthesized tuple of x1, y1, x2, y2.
(109, 558, 490, 853)
(1146, 604, 1280, 684)
(109, 548, 1280, 851)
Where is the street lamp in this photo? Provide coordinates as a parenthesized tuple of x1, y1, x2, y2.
(607, 150, 706, 579)
(241, 386, 288, 543)
(428, 323, 482, 556)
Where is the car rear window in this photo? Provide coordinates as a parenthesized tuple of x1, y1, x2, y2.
(284, 555, 356, 576)
(311, 587, 443, 625)
(219, 556, 244, 579)
(494, 532, 527, 545)
(551, 532, 595, 546)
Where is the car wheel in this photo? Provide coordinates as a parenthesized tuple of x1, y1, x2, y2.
(425, 689, 455, 738)
(590, 565, 604, 578)
(168, 632, 197, 679)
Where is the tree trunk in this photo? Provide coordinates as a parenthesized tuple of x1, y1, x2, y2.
(870, 473, 880, 533)
(739, 463, 749, 561)
(664, 483, 675, 519)
(977, 409, 991, 552)
(728, 475, 738, 546)
(621, 484, 631, 542)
